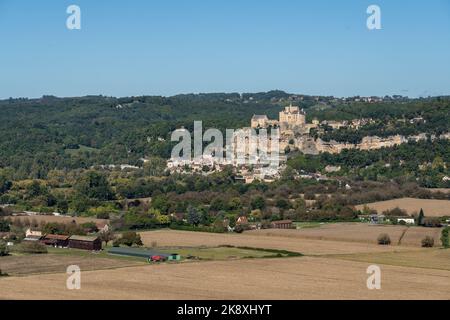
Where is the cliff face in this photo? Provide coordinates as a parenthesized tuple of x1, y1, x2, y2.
(293, 133, 449, 155)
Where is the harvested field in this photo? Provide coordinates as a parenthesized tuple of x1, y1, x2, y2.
(139, 230, 412, 255)
(355, 198, 450, 217)
(247, 223, 443, 247)
(6, 215, 109, 226)
(0, 253, 144, 276)
(1, 257, 449, 300)
(331, 248, 450, 271)
(425, 188, 450, 194)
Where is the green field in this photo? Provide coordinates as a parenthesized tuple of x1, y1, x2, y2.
(158, 246, 291, 261)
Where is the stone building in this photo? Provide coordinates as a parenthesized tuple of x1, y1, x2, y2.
(279, 105, 306, 128)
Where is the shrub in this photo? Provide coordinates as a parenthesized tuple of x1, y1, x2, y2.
(0, 269, 8, 277)
(441, 227, 449, 248)
(96, 212, 110, 219)
(234, 225, 245, 234)
(0, 241, 9, 256)
(421, 236, 435, 248)
(16, 241, 48, 254)
(119, 231, 143, 247)
(377, 233, 391, 245)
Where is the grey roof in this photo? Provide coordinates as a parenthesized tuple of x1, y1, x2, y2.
(108, 247, 171, 258)
(69, 235, 100, 242)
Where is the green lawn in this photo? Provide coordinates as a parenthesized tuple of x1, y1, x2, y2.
(159, 246, 300, 261)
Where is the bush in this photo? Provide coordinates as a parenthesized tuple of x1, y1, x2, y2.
(0, 269, 8, 277)
(234, 225, 245, 234)
(377, 233, 391, 245)
(421, 236, 435, 248)
(119, 231, 143, 247)
(96, 212, 110, 219)
(16, 241, 48, 254)
(441, 227, 449, 248)
(0, 241, 9, 256)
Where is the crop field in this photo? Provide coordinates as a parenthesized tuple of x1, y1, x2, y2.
(331, 248, 450, 271)
(355, 198, 450, 217)
(0, 252, 145, 276)
(139, 230, 412, 255)
(1, 256, 449, 300)
(6, 215, 109, 226)
(248, 223, 442, 247)
(1, 228, 449, 300)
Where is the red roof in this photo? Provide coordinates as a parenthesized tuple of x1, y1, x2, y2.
(44, 234, 70, 240)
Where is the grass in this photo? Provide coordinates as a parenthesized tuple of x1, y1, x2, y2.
(294, 222, 323, 229)
(158, 245, 301, 261)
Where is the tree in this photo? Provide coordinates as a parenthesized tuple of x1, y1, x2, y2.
(0, 175, 12, 194)
(99, 229, 116, 247)
(441, 227, 449, 248)
(74, 171, 113, 201)
(57, 199, 69, 214)
(0, 219, 10, 232)
(417, 208, 425, 226)
(187, 206, 201, 226)
(120, 231, 143, 247)
(0, 241, 9, 256)
(251, 196, 266, 210)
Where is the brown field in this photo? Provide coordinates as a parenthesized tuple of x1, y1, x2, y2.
(247, 223, 442, 247)
(425, 188, 450, 194)
(0, 253, 144, 276)
(139, 230, 412, 255)
(331, 248, 450, 271)
(355, 198, 450, 217)
(1, 256, 449, 300)
(1, 228, 449, 300)
(6, 215, 109, 226)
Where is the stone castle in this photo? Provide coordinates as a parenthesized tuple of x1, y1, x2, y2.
(250, 105, 449, 155)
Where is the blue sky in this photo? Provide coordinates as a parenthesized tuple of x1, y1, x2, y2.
(1, 0, 449, 98)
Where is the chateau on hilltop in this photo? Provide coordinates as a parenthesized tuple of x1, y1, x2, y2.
(251, 104, 306, 130)
(250, 105, 449, 156)
(167, 104, 449, 182)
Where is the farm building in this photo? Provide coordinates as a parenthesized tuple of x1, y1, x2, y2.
(25, 228, 42, 238)
(108, 247, 180, 261)
(397, 218, 415, 225)
(271, 220, 293, 229)
(41, 234, 70, 247)
(23, 235, 43, 242)
(69, 235, 102, 251)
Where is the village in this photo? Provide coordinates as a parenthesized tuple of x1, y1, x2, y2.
(167, 104, 450, 183)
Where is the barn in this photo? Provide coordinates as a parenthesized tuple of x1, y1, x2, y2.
(69, 235, 102, 251)
(271, 220, 293, 229)
(41, 234, 70, 247)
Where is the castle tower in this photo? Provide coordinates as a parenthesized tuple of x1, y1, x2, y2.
(279, 104, 306, 127)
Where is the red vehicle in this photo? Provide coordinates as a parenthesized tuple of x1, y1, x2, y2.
(148, 255, 168, 263)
